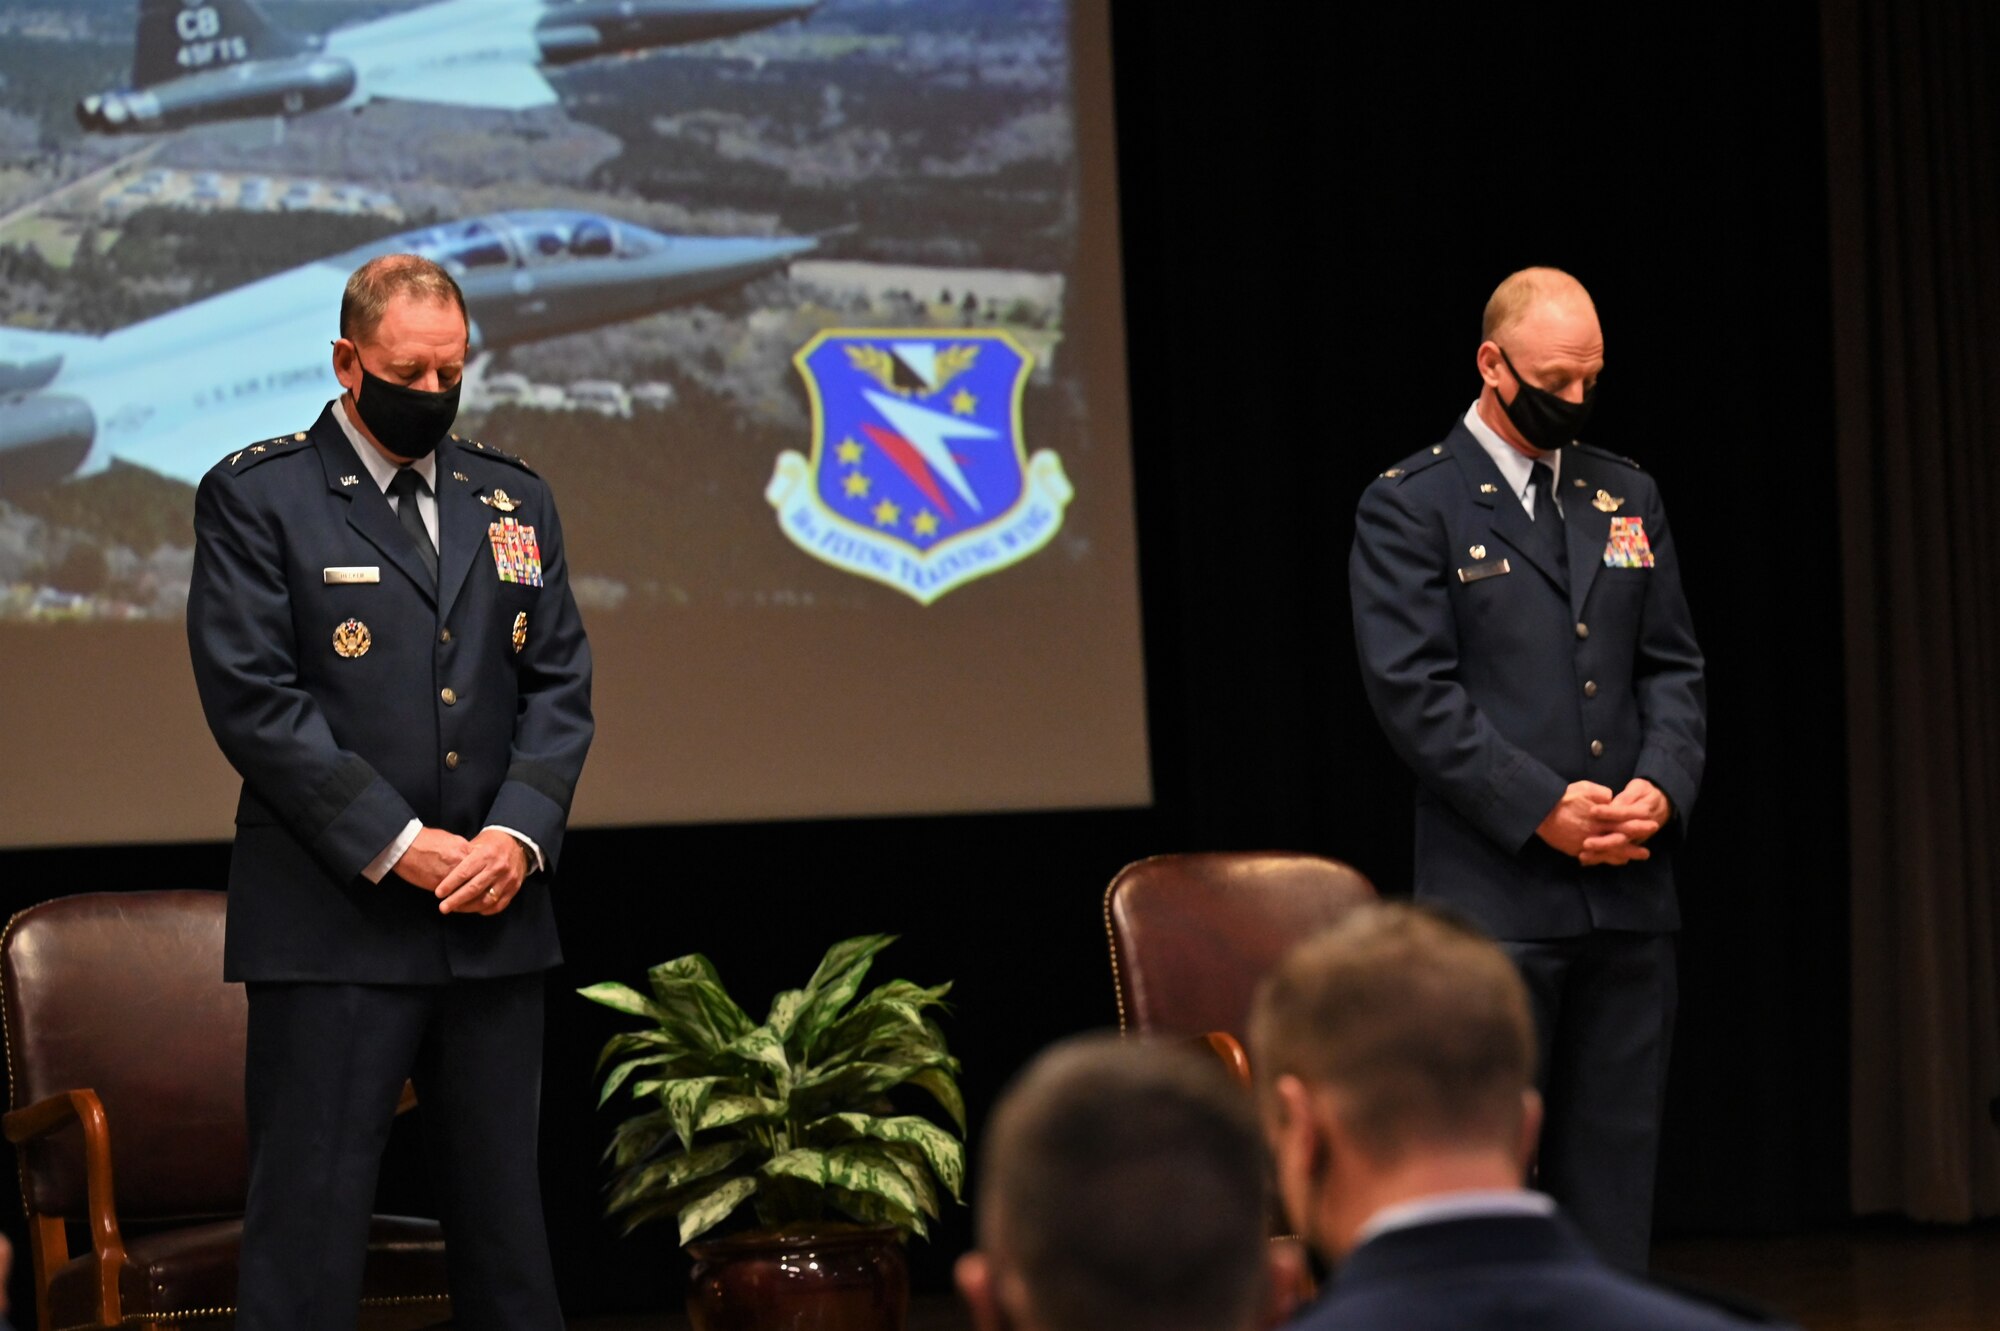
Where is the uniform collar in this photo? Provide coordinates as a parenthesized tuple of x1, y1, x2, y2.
(335, 395, 439, 497)
(1464, 400, 1559, 505)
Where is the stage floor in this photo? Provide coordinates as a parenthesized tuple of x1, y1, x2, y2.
(572, 1223, 2000, 1331)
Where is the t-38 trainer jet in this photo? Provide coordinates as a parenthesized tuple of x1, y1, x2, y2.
(78, 0, 821, 133)
(0, 209, 817, 492)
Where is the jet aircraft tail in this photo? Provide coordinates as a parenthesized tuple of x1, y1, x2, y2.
(131, 0, 306, 90)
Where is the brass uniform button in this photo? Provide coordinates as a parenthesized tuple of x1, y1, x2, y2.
(439, 628, 452, 644)
(440, 687, 457, 705)
(445, 751, 460, 770)
(1575, 622, 1590, 640)
(1590, 740, 1605, 757)
(1583, 680, 1598, 698)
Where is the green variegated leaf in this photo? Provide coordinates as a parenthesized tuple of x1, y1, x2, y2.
(605, 1107, 677, 1167)
(829, 1185, 927, 1239)
(798, 935, 898, 1051)
(762, 1147, 831, 1188)
(659, 1076, 725, 1153)
(856, 1116, 965, 1201)
(608, 1141, 752, 1214)
(678, 1175, 760, 1246)
(876, 1140, 941, 1219)
(578, 982, 668, 1022)
(696, 1095, 786, 1132)
(648, 977, 749, 1051)
(649, 953, 725, 992)
(767, 988, 809, 1044)
(593, 1029, 685, 1072)
(598, 1053, 688, 1107)
(908, 1066, 967, 1133)
(825, 1143, 924, 1218)
(722, 1026, 793, 1088)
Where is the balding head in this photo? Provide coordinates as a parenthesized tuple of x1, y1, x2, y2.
(1482, 266, 1596, 342)
(340, 253, 467, 344)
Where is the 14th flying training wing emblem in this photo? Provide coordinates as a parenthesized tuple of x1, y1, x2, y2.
(767, 330, 1072, 605)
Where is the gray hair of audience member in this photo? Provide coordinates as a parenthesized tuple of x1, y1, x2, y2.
(1248, 903, 1536, 1162)
(975, 1034, 1270, 1331)
(340, 253, 468, 343)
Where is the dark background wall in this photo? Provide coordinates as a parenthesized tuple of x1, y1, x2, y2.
(0, 1, 1853, 1320)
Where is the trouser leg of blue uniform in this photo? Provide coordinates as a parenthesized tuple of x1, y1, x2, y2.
(411, 972, 565, 1331)
(237, 982, 432, 1331)
(1503, 931, 1677, 1275)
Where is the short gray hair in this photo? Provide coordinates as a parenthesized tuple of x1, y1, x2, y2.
(340, 253, 467, 342)
(979, 1035, 1269, 1331)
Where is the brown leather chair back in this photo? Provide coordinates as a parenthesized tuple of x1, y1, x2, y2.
(2, 891, 248, 1220)
(1105, 852, 1376, 1039)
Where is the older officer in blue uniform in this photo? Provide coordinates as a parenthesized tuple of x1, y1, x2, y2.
(188, 254, 592, 1330)
(1348, 267, 1705, 1272)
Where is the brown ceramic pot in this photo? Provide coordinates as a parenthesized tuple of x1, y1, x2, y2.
(687, 1223, 909, 1331)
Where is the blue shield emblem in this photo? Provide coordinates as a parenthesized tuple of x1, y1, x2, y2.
(768, 330, 1071, 604)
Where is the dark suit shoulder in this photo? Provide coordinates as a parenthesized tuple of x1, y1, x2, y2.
(1571, 440, 1646, 472)
(449, 433, 537, 476)
(207, 431, 316, 480)
(1371, 443, 1453, 486)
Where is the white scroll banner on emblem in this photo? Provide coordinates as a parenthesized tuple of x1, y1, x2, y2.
(766, 450, 1074, 606)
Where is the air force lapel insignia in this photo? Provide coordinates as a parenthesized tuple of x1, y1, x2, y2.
(332, 618, 372, 658)
(512, 611, 528, 653)
(481, 488, 521, 513)
(768, 330, 1072, 605)
(1592, 489, 1625, 513)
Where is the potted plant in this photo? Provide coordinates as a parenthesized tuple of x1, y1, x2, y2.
(580, 933, 966, 1331)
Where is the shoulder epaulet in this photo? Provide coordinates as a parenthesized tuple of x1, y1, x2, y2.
(1572, 441, 1644, 471)
(453, 433, 536, 475)
(1374, 442, 1452, 484)
(213, 430, 313, 476)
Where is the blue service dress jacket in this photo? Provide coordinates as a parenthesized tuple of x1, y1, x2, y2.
(1291, 1213, 1788, 1330)
(1348, 421, 1706, 939)
(187, 403, 594, 983)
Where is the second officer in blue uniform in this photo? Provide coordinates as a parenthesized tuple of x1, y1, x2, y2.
(1347, 267, 1706, 1273)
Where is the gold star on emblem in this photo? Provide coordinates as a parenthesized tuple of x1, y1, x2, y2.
(836, 437, 864, 465)
(249, 444, 266, 454)
(913, 510, 940, 538)
(872, 499, 901, 528)
(842, 470, 871, 498)
(949, 388, 977, 416)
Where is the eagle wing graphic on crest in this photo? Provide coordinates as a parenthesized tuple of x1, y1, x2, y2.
(927, 344, 981, 396)
(844, 344, 904, 395)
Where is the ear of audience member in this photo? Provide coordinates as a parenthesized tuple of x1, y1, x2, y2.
(956, 1035, 1284, 1331)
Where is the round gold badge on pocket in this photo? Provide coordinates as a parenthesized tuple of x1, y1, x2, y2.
(333, 618, 372, 658)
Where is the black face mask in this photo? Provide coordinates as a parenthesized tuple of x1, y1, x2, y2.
(1497, 347, 1595, 453)
(351, 364, 460, 460)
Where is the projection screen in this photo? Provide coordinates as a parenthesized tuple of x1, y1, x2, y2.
(0, 0, 1148, 846)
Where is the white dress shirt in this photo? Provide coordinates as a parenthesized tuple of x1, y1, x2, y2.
(1354, 1187, 1558, 1248)
(1463, 401, 1563, 519)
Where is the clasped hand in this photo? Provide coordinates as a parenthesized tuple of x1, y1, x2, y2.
(392, 826, 528, 914)
(1536, 778, 1669, 866)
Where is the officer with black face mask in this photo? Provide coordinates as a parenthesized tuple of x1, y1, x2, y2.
(188, 253, 592, 1331)
(1345, 267, 1707, 1276)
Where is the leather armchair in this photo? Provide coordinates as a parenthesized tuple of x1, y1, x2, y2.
(1, 891, 450, 1330)
(1104, 852, 1377, 1082)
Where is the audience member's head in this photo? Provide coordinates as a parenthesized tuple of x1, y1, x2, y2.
(1248, 903, 1541, 1260)
(957, 1035, 1274, 1331)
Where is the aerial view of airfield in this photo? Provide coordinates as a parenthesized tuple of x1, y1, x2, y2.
(0, 0, 1106, 621)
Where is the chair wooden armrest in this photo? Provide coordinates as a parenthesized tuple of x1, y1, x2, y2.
(1197, 1030, 1252, 1086)
(5, 1089, 131, 1328)
(397, 1080, 419, 1116)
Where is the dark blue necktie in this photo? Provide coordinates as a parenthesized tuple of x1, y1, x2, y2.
(387, 467, 437, 586)
(1532, 460, 1568, 583)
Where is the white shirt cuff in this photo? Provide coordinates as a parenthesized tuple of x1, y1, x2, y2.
(364, 818, 423, 884)
(483, 825, 545, 875)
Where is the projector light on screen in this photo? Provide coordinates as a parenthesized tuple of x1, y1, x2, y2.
(0, 0, 1147, 846)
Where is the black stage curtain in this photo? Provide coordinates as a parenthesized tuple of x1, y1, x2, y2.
(1825, 0, 2000, 1220)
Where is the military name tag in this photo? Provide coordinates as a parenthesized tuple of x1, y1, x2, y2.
(1457, 558, 1513, 584)
(487, 517, 545, 587)
(322, 566, 381, 584)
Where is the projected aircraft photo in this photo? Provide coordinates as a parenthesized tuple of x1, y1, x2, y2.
(77, 0, 823, 133)
(0, 211, 816, 493)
